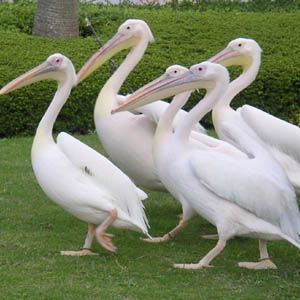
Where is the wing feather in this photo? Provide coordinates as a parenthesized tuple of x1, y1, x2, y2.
(239, 105, 300, 162)
(186, 148, 299, 238)
(57, 132, 149, 232)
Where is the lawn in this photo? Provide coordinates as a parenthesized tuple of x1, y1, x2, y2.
(1, 133, 300, 299)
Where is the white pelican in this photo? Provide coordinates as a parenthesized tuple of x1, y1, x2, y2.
(0, 54, 149, 255)
(113, 62, 300, 270)
(77, 19, 205, 192)
(210, 38, 300, 194)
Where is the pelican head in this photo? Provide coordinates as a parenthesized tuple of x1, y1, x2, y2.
(0, 54, 76, 95)
(112, 62, 229, 113)
(209, 38, 262, 68)
(76, 19, 154, 84)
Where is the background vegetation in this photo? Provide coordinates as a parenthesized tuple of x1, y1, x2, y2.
(0, 2, 299, 137)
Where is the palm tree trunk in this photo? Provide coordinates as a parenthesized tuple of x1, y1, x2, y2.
(33, 0, 79, 38)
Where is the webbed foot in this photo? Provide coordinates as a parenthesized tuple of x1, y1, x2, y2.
(238, 259, 277, 270)
(60, 249, 99, 256)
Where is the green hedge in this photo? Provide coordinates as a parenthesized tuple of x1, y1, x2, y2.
(0, 4, 299, 137)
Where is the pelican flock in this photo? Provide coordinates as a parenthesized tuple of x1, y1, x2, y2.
(1, 18, 300, 271)
(114, 62, 300, 269)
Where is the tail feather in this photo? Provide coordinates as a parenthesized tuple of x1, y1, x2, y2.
(281, 233, 300, 250)
(125, 186, 150, 234)
(280, 188, 300, 241)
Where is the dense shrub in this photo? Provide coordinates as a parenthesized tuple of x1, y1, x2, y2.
(0, 5, 299, 137)
(168, 0, 300, 12)
(0, 2, 35, 34)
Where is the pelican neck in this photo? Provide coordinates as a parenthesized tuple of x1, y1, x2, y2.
(95, 39, 149, 119)
(153, 91, 192, 155)
(215, 53, 261, 110)
(35, 78, 73, 144)
(174, 81, 227, 150)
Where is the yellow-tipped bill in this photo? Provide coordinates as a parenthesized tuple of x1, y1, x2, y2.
(0, 62, 56, 95)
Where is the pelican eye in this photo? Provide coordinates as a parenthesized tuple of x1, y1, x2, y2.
(56, 58, 60, 63)
(174, 70, 177, 73)
(238, 43, 242, 47)
(198, 67, 203, 71)
(126, 26, 131, 30)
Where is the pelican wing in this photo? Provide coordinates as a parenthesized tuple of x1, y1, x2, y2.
(57, 132, 148, 231)
(189, 130, 248, 159)
(186, 147, 299, 235)
(217, 117, 261, 159)
(239, 105, 300, 162)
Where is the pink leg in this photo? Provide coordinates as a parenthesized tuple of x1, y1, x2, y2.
(238, 239, 277, 270)
(60, 223, 99, 256)
(174, 239, 226, 269)
(142, 219, 188, 243)
(95, 209, 118, 253)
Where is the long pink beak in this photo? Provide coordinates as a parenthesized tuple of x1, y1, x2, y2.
(76, 32, 125, 84)
(112, 70, 196, 114)
(0, 62, 52, 95)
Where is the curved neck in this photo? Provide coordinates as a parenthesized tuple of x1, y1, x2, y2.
(216, 53, 261, 109)
(95, 40, 149, 118)
(36, 79, 72, 142)
(174, 81, 227, 148)
(154, 92, 192, 147)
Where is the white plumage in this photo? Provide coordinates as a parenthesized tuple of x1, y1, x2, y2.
(113, 61, 300, 270)
(0, 53, 149, 255)
(77, 19, 206, 192)
(210, 38, 300, 194)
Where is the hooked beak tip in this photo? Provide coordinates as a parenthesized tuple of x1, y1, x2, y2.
(0, 86, 9, 95)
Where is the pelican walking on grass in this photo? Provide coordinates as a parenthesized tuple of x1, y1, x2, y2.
(0, 54, 149, 255)
(113, 62, 300, 270)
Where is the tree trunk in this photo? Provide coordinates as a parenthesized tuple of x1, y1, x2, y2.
(33, 0, 79, 38)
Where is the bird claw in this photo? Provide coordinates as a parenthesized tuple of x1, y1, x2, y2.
(97, 232, 117, 253)
(173, 263, 213, 270)
(60, 249, 99, 256)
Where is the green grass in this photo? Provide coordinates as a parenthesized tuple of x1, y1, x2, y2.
(1, 133, 300, 299)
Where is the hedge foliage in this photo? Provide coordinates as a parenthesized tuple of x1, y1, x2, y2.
(0, 3, 299, 137)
